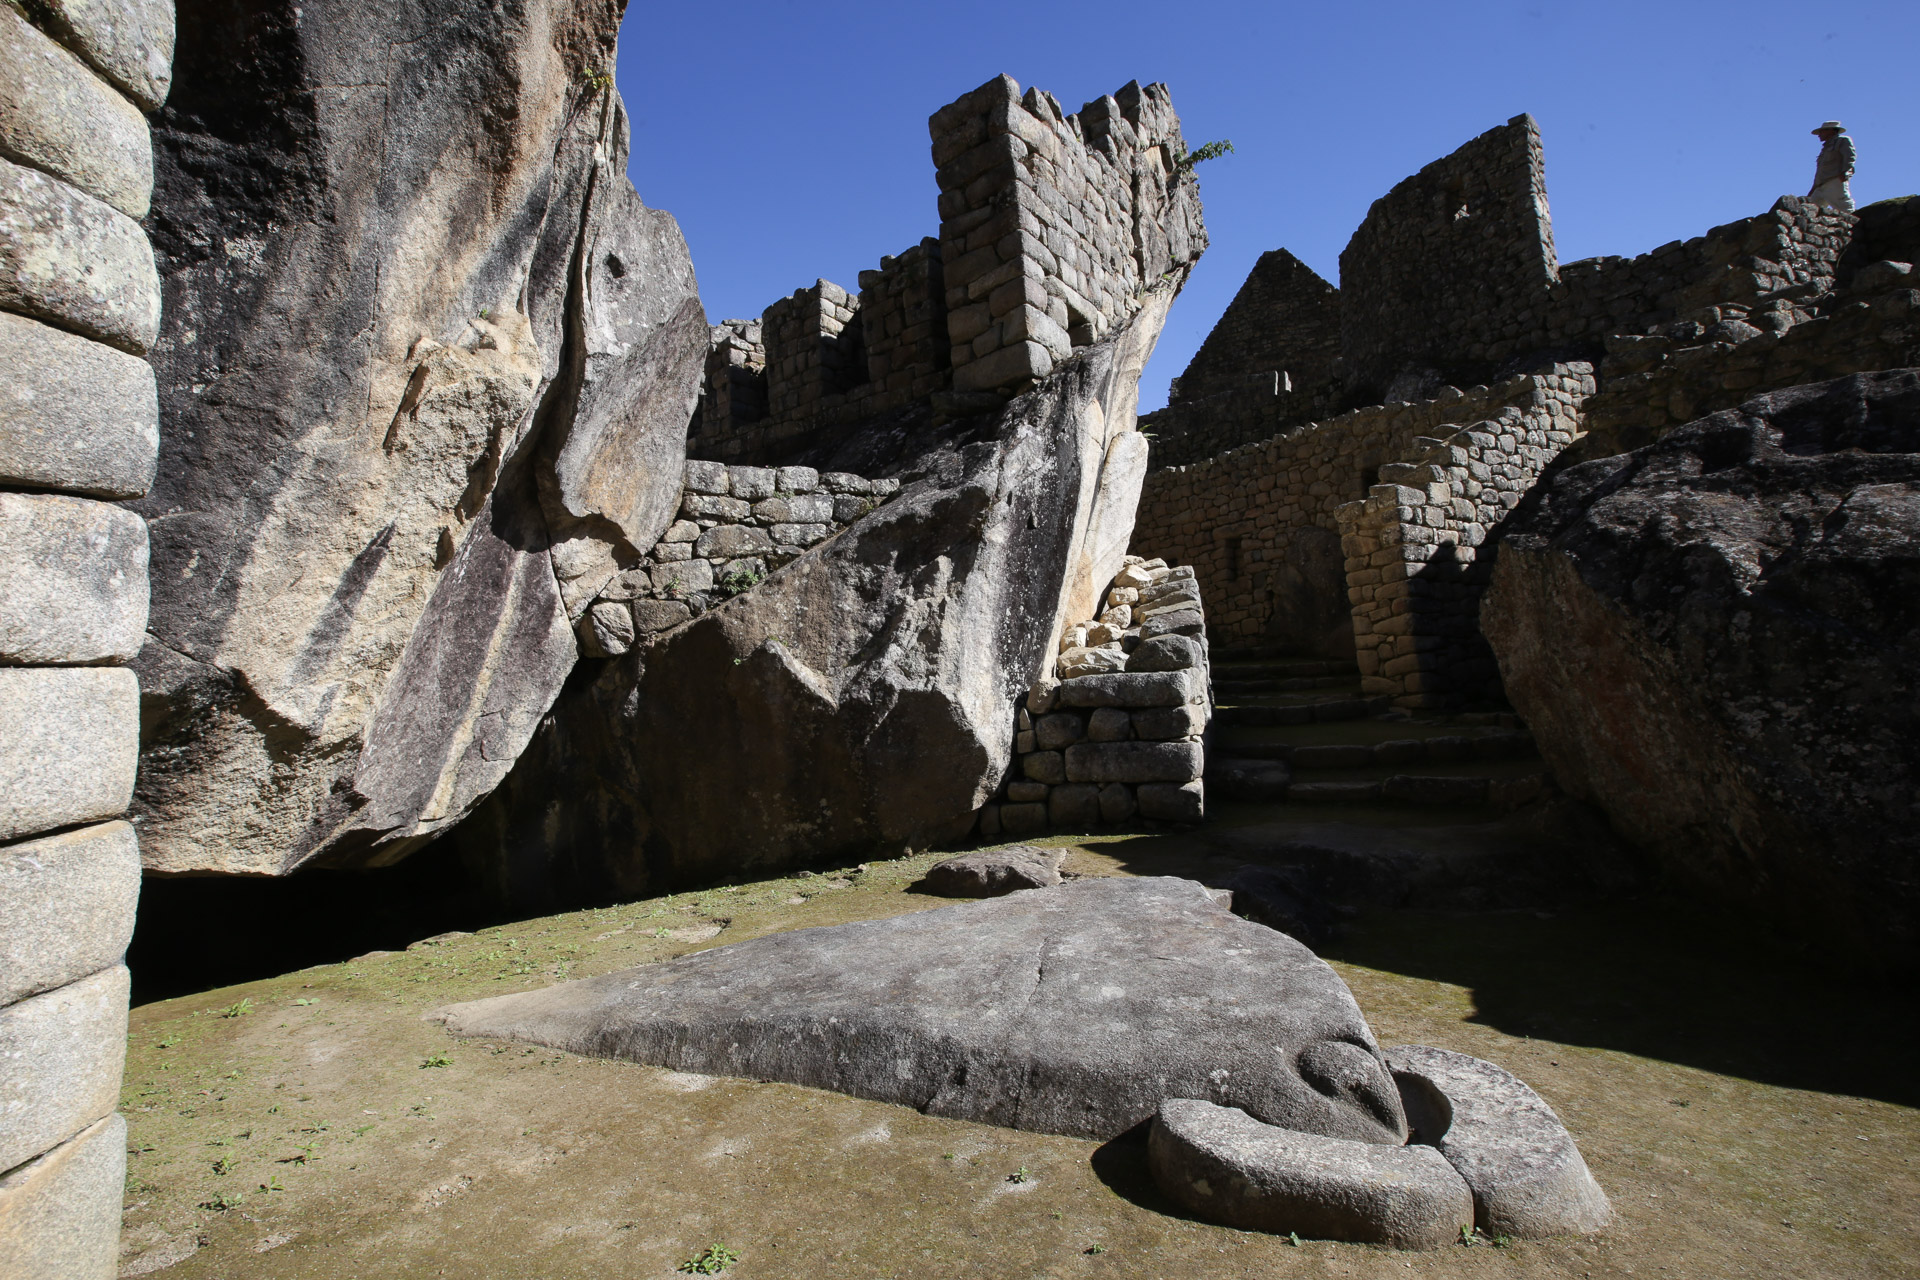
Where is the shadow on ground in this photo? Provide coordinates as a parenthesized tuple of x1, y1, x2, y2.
(1075, 817, 1917, 1110)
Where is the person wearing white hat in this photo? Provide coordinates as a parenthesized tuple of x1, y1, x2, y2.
(1808, 121, 1856, 213)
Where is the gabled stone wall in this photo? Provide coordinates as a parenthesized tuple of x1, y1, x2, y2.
(0, 0, 174, 1270)
(1339, 115, 1557, 400)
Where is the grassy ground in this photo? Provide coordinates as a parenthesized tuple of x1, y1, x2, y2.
(116, 828, 1918, 1279)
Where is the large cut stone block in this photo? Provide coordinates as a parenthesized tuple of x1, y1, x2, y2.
(1149, 1098, 1472, 1249)
(0, 1112, 124, 1280)
(0, 821, 138, 1006)
(0, 667, 137, 841)
(0, 490, 148, 663)
(0, 311, 158, 497)
(0, 965, 128, 1174)
(1056, 668, 1197, 709)
(0, 7, 153, 218)
(25, 0, 173, 110)
(0, 156, 159, 354)
(1064, 740, 1204, 784)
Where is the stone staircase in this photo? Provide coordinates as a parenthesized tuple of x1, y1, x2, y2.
(1206, 651, 1553, 810)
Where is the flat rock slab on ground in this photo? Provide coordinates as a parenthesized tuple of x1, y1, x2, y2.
(923, 845, 1065, 896)
(1387, 1044, 1611, 1237)
(434, 876, 1408, 1144)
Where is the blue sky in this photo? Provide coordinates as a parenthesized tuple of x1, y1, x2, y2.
(616, 1, 1915, 410)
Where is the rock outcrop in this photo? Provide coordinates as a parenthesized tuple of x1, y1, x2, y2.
(454, 290, 1172, 905)
(1482, 371, 1920, 964)
(133, 0, 705, 873)
(435, 876, 1409, 1145)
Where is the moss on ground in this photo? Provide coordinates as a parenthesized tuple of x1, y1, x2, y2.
(118, 838, 1918, 1279)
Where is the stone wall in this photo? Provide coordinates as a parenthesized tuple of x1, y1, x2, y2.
(1578, 276, 1920, 458)
(686, 318, 766, 460)
(980, 557, 1210, 837)
(0, 0, 174, 1271)
(1337, 365, 1593, 708)
(578, 459, 898, 657)
(1131, 373, 1577, 656)
(1338, 115, 1557, 400)
(686, 75, 1206, 470)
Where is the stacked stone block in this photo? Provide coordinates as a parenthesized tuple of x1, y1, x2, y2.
(1580, 272, 1920, 457)
(686, 318, 767, 461)
(856, 237, 948, 403)
(931, 75, 1205, 395)
(578, 460, 898, 657)
(1339, 115, 1558, 400)
(1132, 374, 1566, 649)
(762, 280, 865, 427)
(0, 0, 174, 1273)
(980, 558, 1211, 836)
(681, 77, 1207, 468)
(1335, 364, 1593, 708)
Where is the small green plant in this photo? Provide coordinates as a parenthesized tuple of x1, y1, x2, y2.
(676, 1242, 739, 1274)
(198, 1192, 244, 1211)
(579, 67, 614, 92)
(1168, 138, 1234, 173)
(1008, 1166, 1032, 1184)
(1289, 1231, 1304, 1247)
(713, 565, 765, 599)
(210, 1156, 234, 1176)
(291, 998, 317, 1006)
(218, 998, 253, 1019)
(257, 1175, 284, 1194)
(1083, 1244, 1106, 1255)
(420, 1053, 453, 1069)
(155, 1033, 182, 1048)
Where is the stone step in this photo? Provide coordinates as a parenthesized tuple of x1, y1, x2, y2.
(1215, 729, 1537, 768)
(1211, 674, 1355, 695)
(1279, 771, 1552, 808)
(1213, 696, 1390, 727)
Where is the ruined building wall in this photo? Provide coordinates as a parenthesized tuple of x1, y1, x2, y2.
(931, 75, 1206, 395)
(1338, 365, 1592, 707)
(857, 236, 948, 404)
(1131, 373, 1578, 660)
(0, 0, 174, 1271)
(1338, 115, 1557, 399)
(689, 75, 1206, 467)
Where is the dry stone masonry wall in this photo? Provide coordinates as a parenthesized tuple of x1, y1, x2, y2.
(1337, 366, 1593, 707)
(980, 557, 1211, 837)
(0, 0, 173, 1272)
(1134, 109, 1915, 722)
(1134, 373, 1574, 658)
(690, 75, 1207, 467)
(578, 460, 899, 658)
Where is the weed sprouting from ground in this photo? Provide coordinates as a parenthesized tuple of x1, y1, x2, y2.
(676, 1242, 739, 1274)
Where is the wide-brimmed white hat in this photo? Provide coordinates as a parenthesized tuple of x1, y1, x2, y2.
(1812, 120, 1846, 133)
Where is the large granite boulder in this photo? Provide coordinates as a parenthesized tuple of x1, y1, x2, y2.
(1482, 371, 1920, 964)
(132, 0, 705, 873)
(453, 291, 1169, 906)
(434, 876, 1409, 1145)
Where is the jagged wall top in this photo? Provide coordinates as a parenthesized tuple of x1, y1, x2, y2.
(932, 75, 1207, 396)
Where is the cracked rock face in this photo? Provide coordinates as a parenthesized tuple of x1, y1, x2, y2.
(1483, 370, 1920, 965)
(434, 876, 1409, 1145)
(454, 293, 1166, 905)
(133, 0, 704, 874)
